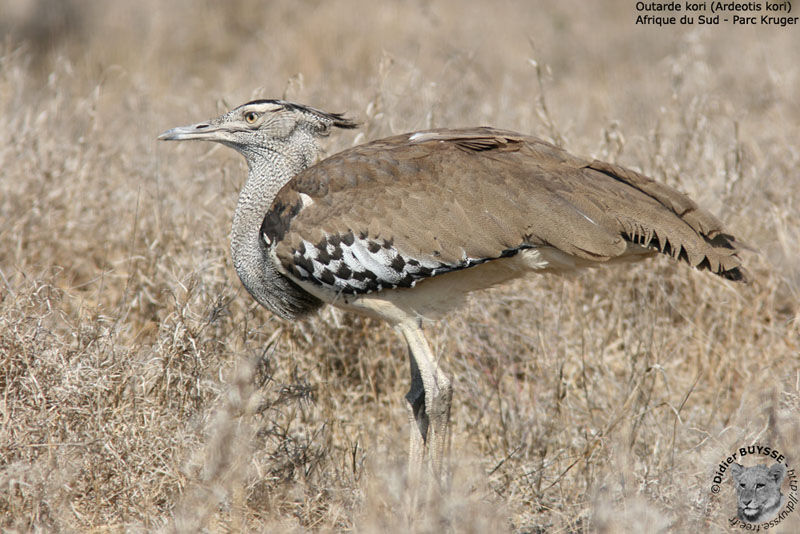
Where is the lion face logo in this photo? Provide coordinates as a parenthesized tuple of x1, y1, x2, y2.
(730, 462, 787, 523)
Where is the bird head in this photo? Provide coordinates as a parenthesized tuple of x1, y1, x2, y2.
(158, 99, 357, 155)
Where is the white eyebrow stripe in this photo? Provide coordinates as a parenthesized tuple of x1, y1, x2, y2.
(247, 103, 283, 113)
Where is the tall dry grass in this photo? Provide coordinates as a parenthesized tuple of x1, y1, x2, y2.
(1, 1, 798, 532)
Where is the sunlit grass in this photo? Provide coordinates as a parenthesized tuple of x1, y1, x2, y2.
(1, 1, 798, 532)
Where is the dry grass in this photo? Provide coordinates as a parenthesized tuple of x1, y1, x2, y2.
(1, 0, 798, 532)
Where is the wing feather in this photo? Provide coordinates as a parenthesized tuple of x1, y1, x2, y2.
(262, 127, 748, 295)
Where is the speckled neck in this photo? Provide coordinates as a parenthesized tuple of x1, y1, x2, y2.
(229, 132, 323, 318)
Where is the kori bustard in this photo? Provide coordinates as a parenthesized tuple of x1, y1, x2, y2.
(159, 99, 748, 485)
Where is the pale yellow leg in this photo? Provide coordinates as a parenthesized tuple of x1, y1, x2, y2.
(397, 321, 452, 489)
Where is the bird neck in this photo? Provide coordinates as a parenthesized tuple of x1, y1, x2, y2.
(230, 134, 321, 308)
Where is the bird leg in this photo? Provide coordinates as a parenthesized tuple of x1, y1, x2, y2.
(397, 321, 452, 490)
(405, 351, 427, 487)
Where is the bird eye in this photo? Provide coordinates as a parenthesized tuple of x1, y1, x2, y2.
(244, 111, 259, 124)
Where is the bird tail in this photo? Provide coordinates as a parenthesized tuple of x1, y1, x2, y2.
(583, 160, 751, 282)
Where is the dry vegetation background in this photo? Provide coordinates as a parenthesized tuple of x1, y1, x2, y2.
(1, 0, 798, 532)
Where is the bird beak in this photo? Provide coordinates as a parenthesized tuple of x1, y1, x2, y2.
(158, 122, 222, 141)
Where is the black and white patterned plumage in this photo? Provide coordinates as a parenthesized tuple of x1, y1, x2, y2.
(262, 225, 523, 295)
